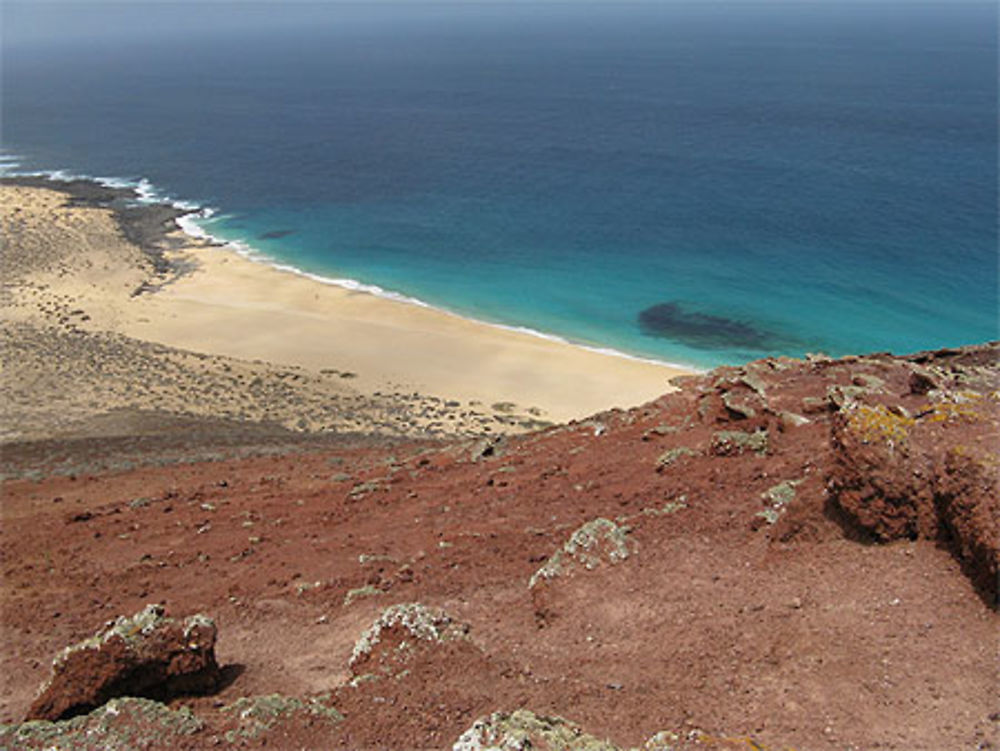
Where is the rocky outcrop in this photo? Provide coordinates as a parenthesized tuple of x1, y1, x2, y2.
(452, 711, 731, 751)
(829, 390, 999, 602)
(26, 604, 219, 722)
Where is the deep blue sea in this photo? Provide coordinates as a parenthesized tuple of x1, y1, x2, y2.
(3, 2, 996, 369)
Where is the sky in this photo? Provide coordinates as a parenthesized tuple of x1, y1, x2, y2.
(2, 0, 990, 51)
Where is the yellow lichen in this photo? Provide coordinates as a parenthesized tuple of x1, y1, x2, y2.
(922, 394, 989, 425)
(845, 404, 914, 445)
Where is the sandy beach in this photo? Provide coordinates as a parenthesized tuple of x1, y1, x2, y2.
(1, 178, 693, 441)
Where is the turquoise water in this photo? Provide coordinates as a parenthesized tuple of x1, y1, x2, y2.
(3, 2, 996, 368)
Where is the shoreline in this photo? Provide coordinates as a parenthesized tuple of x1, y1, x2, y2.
(1, 174, 696, 437)
(7, 168, 699, 374)
(204, 235, 693, 373)
(0, 163, 711, 375)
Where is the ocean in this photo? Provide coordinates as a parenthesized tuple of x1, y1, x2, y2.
(2, 1, 996, 369)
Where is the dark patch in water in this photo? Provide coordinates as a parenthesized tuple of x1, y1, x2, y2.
(638, 302, 777, 351)
(259, 229, 295, 240)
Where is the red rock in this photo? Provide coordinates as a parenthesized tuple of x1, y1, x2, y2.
(829, 387, 999, 603)
(26, 604, 219, 721)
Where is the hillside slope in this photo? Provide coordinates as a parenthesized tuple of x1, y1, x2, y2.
(2, 343, 997, 750)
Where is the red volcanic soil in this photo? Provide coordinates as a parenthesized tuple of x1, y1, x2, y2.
(1, 345, 997, 750)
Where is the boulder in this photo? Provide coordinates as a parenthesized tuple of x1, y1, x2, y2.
(26, 604, 219, 721)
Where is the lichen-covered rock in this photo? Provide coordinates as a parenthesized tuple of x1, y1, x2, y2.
(343, 584, 384, 607)
(453, 709, 619, 751)
(1, 697, 202, 750)
(349, 602, 469, 673)
(829, 402, 937, 541)
(655, 446, 698, 470)
(753, 479, 802, 526)
(26, 604, 219, 721)
(529, 518, 634, 590)
(221, 693, 343, 743)
(720, 389, 765, 420)
(827, 383, 879, 410)
(709, 429, 769, 457)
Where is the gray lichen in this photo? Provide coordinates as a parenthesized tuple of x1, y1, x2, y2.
(453, 709, 619, 751)
(643, 423, 680, 439)
(826, 384, 874, 409)
(721, 391, 761, 419)
(182, 613, 215, 639)
(639, 497, 688, 518)
(343, 585, 384, 607)
(348, 480, 381, 498)
(739, 371, 769, 397)
(349, 602, 468, 667)
(643, 730, 680, 750)
(755, 479, 802, 525)
(294, 579, 324, 596)
(529, 518, 634, 590)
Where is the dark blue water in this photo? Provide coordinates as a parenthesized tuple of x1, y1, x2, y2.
(3, 2, 996, 368)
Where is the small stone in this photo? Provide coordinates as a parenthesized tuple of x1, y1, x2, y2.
(779, 411, 811, 429)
